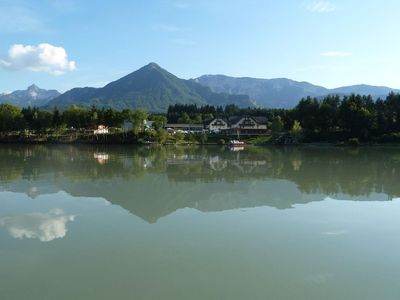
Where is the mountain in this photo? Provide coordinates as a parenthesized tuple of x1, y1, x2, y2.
(8, 67, 398, 111)
(195, 75, 400, 108)
(194, 75, 328, 108)
(0, 85, 60, 107)
(329, 84, 399, 97)
(47, 63, 254, 112)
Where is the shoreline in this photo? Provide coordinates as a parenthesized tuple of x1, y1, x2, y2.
(0, 136, 399, 147)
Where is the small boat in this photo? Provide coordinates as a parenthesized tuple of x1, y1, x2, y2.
(229, 145, 244, 151)
(229, 139, 245, 147)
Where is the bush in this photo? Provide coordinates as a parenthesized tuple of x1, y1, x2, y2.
(197, 133, 208, 144)
(218, 139, 226, 145)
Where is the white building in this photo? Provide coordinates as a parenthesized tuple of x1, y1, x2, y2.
(229, 116, 268, 130)
(204, 118, 229, 132)
(94, 125, 109, 135)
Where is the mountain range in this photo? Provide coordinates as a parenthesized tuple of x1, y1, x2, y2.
(0, 84, 60, 107)
(195, 75, 400, 108)
(45, 63, 254, 111)
(2, 63, 400, 111)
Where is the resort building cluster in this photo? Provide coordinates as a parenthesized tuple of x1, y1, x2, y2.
(92, 116, 271, 137)
(166, 116, 270, 135)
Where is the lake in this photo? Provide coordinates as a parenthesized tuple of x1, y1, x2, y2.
(0, 145, 399, 300)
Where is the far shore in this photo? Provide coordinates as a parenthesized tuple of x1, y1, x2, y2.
(0, 133, 398, 147)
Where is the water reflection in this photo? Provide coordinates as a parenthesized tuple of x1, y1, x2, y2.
(0, 208, 75, 242)
(0, 145, 399, 223)
(93, 152, 109, 164)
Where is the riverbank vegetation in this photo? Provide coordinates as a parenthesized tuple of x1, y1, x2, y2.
(167, 93, 400, 144)
(0, 92, 400, 144)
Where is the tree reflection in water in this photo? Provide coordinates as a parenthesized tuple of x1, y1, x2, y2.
(0, 145, 399, 223)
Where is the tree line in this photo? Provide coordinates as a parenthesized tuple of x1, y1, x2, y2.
(0, 105, 151, 134)
(166, 103, 280, 124)
(1, 92, 400, 142)
(289, 93, 400, 142)
(166, 93, 400, 142)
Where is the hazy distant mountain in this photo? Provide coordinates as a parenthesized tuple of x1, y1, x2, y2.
(47, 63, 254, 112)
(194, 75, 328, 108)
(0, 85, 60, 107)
(330, 84, 399, 97)
(195, 75, 400, 108)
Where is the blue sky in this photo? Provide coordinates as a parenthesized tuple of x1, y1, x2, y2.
(0, 0, 399, 93)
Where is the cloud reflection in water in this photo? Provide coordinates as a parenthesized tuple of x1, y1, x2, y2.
(0, 209, 75, 242)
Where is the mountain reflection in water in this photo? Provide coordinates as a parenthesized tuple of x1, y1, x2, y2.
(0, 145, 399, 223)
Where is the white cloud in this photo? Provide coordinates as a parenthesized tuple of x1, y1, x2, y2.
(0, 43, 76, 75)
(0, 209, 75, 242)
(307, 1, 336, 13)
(322, 51, 352, 57)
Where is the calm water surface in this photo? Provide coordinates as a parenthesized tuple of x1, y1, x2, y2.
(0, 145, 399, 300)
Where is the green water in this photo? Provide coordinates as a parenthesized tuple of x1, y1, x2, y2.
(0, 145, 399, 300)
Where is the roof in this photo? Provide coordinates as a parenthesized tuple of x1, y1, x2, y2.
(204, 118, 228, 126)
(252, 116, 269, 125)
(165, 123, 204, 128)
(228, 116, 268, 125)
(228, 116, 243, 125)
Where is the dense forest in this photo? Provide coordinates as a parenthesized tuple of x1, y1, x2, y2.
(0, 92, 400, 143)
(167, 93, 400, 143)
(0, 105, 148, 133)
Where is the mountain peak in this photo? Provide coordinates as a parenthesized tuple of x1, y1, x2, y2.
(129, 63, 167, 79)
(0, 85, 60, 107)
(27, 84, 41, 99)
(143, 62, 162, 70)
(27, 84, 40, 91)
